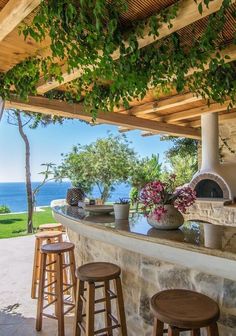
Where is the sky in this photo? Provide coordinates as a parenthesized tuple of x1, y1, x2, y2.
(0, 111, 172, 182)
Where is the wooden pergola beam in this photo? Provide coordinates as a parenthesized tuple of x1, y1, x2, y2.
(119, 92, 204, 117)
(36, 0, 228, 94)
(189, 110, 236, 128)
(0, 0, 40, 42)
(118, 127, 133, 133)
(163, 100, 232, 123)
(5, 96, 201, 139)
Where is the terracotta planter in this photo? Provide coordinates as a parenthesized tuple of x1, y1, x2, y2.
(147, 204, 184, 230)
(113, 203, 130, 220)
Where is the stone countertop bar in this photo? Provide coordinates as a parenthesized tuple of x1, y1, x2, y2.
(52, 201, 236, 281)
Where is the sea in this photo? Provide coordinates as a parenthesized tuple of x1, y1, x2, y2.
(0, 182, 130, 212)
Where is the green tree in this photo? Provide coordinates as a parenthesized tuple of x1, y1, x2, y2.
(55, 134, 136, 203)
(129, 155, 162, 206)
(161, 136, 199, 172)
(163, 154, 197, 187)
(6, 110, 62, 233)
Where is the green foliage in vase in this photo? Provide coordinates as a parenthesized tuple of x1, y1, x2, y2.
(54, 134, 136, 203)
(0, 0, 235, 119)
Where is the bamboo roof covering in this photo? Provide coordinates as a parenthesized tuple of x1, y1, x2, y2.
(1, 0, 236, 139)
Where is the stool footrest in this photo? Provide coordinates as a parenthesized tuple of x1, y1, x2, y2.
(42, 312, 58, 320)
(43, 280, 56, 289)
(109, 313, 119, 325)
(43, 298, 57, 310)
(95, 294, 117, 304)
(82, 308, 106, 318)
(94, 323, 120, 335)
(64, 304, 75, 315)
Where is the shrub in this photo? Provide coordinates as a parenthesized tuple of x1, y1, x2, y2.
(0, 205, 11, 214)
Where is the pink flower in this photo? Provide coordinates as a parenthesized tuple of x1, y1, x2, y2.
(140, 177, 196, 220)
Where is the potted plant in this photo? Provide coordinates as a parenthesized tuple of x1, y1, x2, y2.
(113, 198, 130, 220)
(140, 175, 196, 230)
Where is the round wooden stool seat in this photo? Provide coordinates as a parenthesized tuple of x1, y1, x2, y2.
(39, 223, 63, 231)
(76, 261, 121, 282)
(41, 242, 74, 254)
(151, 289, 220, 330)
(35, 230, 62, 239)
(151, 289, 220, 336)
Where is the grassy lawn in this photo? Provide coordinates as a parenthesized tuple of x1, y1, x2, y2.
(0, 207, 55, 239)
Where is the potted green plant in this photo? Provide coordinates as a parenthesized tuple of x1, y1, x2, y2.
(113, 198, 130, 220)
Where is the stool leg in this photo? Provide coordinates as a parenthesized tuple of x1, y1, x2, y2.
(55, 253, 65, 336)
(47, 238, 54, 303)
(207, 323, 219, 336)
(114, 277, 128, 336)
(36, 252, 47, 331)
(31, 238, 40, 299)
(191, 329, 201, 336)
(153, 318, 164, 336)
(86, 282, 95, 336)
(103, 280, 113, 336)
(73, 280, 85, 336)
(69, 250, 77, 301)
(168, 327, 180, 336)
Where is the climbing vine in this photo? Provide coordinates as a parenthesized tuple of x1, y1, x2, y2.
(0, 0, 235, 118)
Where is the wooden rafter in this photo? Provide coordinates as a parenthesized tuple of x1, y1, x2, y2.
(118, 92, 204, 117)
(188, 110, 236, 127)
(36, 0, 229, 94)
(5, 96, 201, 139)
(163, 100, 233, 122)
(0, 0, 40, 42)
(118, 127, 133, 133)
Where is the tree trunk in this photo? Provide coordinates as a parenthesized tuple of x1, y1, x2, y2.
(16, 112, 34, 234)
(101, 185, 110, 204)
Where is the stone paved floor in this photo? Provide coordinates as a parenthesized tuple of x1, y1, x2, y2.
(0, 235, 73, 336)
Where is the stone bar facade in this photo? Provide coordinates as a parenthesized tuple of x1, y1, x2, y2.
(185, 201, 236, 227)
(68, 229, 236, 336)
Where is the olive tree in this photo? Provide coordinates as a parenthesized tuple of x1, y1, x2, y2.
(55, 134, 136, 203)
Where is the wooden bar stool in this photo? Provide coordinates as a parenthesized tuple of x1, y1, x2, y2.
(73, 261, 127, 336)
(31, 230, 63, 299)
(36, 242, 76, 336)
(151, 289, 220, 336)
(39, 223, 63, 232)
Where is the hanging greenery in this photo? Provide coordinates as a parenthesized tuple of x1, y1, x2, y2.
(0, 0, 235, 118)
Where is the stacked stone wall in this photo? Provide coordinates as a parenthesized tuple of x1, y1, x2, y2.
(68, 229, 236, 336)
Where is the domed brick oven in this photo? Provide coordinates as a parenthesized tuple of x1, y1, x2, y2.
(186, 112, 236, 226)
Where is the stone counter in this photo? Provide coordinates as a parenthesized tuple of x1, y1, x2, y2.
(52, 203, 236, 336)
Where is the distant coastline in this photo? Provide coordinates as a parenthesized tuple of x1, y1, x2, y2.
(0, 181, 130, 212)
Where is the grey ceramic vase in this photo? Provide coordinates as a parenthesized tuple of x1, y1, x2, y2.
(147, 204, 184, 230)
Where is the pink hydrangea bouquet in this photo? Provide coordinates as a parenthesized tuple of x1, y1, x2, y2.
(140, 175, 196, 221)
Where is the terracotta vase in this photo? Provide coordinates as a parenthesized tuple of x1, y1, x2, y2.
(147, 204, 184, 230)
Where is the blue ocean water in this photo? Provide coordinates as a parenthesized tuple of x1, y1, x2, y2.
(0, 182, 130, 212)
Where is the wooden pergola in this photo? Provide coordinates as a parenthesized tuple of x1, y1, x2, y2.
(1, 0, 236, 140)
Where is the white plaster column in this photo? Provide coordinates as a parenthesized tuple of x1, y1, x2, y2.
(201, 112, 219, 171)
